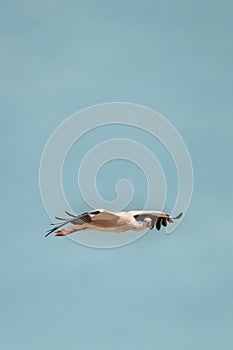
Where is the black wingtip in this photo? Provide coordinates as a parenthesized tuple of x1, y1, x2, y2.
(45, 231, 52, 238)
(156, 218, 162, 230)
(45, 232, 52, 238)
(89, 210, 101, 215)
(65, 211, 76, 217)
(162, 218, 167, 227)
(174, 212, 183, 219)
(55, 216, 67, 221)
(45, 226, 58, 237)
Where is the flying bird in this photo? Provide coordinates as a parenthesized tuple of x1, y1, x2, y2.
(45, 209, 182, 237)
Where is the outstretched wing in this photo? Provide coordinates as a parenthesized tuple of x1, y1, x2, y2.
(129, 210, 182, 230)
(45, 209, 120, 237)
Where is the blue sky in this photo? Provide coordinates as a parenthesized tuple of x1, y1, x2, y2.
(1, 1, 233, 349)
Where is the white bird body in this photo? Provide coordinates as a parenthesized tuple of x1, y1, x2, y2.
(45, 209, 182, 237)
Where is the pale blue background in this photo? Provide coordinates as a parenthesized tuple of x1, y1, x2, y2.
(1, 1, 233, 349)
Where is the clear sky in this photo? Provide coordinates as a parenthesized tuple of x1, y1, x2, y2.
(1, 1, 233, 349)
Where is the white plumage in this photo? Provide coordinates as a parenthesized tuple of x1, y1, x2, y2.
(45, 209, 182, 237)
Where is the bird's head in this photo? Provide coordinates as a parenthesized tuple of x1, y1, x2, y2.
(143, 217, 153, 230)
